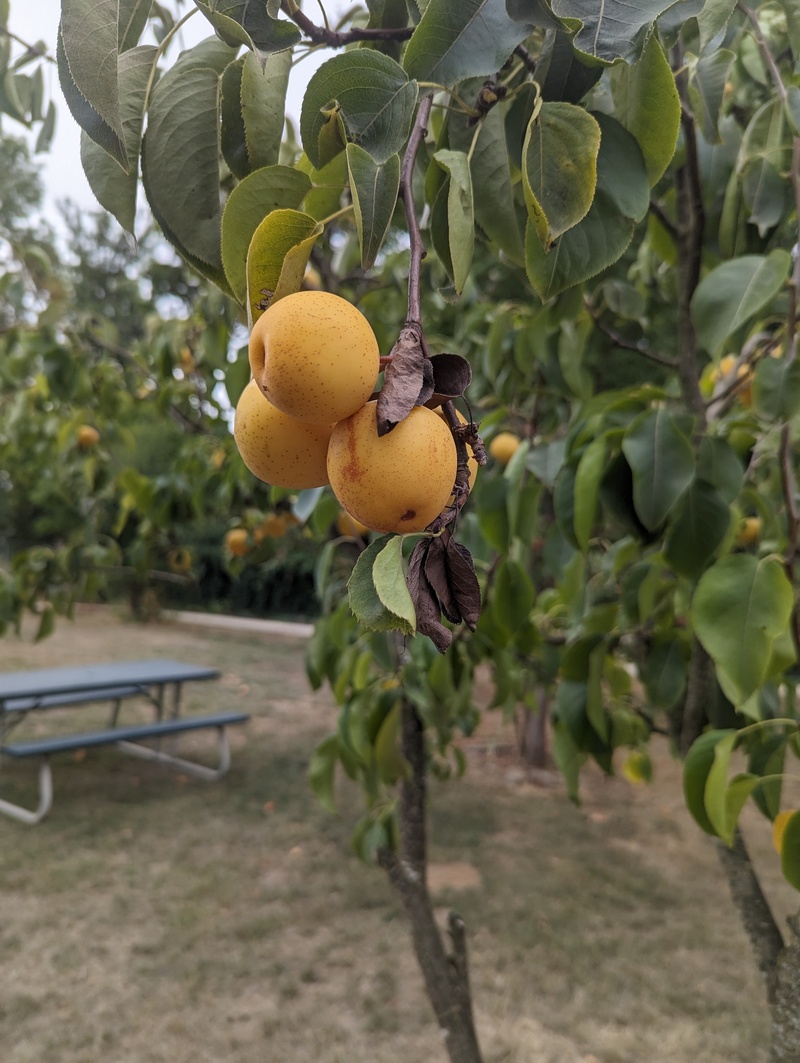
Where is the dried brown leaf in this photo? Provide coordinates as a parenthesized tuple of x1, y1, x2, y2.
(406, 539, 453, 653)
(445, 539, 481, 631)
(376, 324, 425, 436)
(425, 354, 472, 406)
(424, 534, 461, 625)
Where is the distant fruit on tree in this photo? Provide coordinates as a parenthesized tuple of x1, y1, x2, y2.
(234, 379, 333, 489)
(327, 401, 457, 534)
(76, 424, 100, 448)
(488, 431, 521, 466)
(248, 290, 379, 425)
(224, 527, 249, 557)
(735, 516, 762, 548)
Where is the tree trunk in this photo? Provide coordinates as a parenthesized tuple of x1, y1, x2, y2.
(516, 688, 549, 769)
(379, 698, 484, 1063)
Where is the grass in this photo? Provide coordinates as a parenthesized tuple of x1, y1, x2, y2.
(0, 606, 792, 1062)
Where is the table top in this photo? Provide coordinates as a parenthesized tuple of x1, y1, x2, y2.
(0, 659, 220, 703)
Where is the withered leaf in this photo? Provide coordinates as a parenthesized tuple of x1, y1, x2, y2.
(445, 539, 481, 631)
(417, 356, 435, 406)
(424, 353, 472, 409)
(424, 533, 461, 625)
(406, 538, 453, 653)
(376, 323, 425, 436)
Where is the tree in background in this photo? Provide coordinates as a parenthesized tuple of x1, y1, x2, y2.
(10, 1, 800, 1059)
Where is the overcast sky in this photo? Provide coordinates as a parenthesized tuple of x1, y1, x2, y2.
(9, 0, 347, 230)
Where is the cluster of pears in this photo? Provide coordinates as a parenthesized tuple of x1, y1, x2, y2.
(234, 291, 460, 534)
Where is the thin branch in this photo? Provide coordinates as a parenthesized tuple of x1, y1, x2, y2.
(513, 43, 537, 74)
(400, 94, 434, 325)
(0, 27, 54, 62)
(739, 3, 788, 103)
(280, 0, 413, 46)
(649, 198, 680, 243)
(673, 47, 708, 422)
(584, 301, 678, 368)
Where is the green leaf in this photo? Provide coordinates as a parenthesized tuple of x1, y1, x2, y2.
(79, 45, 155, 235)
(372, 536, 416, 633)
(525, 113, 649, 299)
(348, 534, 398, 629)
(194, 0, 301, 52)
(403, 0, 533, 87)
(683, 729, 737, 837)
(739, 98, 792, 176)
(696, 436, 744, 504)
(621, 408, 695, 532)
(552, 0, 681, 63)
(308, 733, 339, 813)
(689, 49, 735, 145)
(244, 48, 291, 169)
(246, 208, 324, 324)
(691, 251, 792, 356)
(692, 555, 795, 706)
(552, 719, 587, 803)
(221, 166, 311, 304)
(298, 151, 349, 222)
(142, 52, 231, 282)
(697, 0, 737, 53)
(640, 641, 687, 711)
(346, 144, 401, 271)
(431, 148, 474, 294)
(610, 33, 680, 185)
(780, 811, 800, 891)
(535, 28, 603, 104)
(786, 85, 800, 138)
(664, 479, 731, 582)
(523, 102, 601, 247)
(374, 702, 410, 783)
(446, 101, 524, 264)
(753, 355, 800, 421)
(34, 100, 57, 153)
(300, 51, 418, 168)
(119, 0, 152, 51)
(573, 434, 606, 551)
(59, 0, 126, 166)
(221, 50, 292, 179)
(704, 732, 757, 844)
(222, 61, 254, 179)
(494, 558, 534, 630)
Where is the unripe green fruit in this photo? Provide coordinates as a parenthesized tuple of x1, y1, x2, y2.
(248, 290, 379, 425)
(327, 402, 458, 534)
(234, 379, 333, 489)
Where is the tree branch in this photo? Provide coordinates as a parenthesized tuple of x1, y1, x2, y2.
(673, 49, 708, 423)
(649, 197, 680, 243)
(400, 94, 434, 326)
(584, 300, 678, 369)
(377, 698, 484, 1063)
(280, 1, 413, 47)
(716, 831, 786, 1004)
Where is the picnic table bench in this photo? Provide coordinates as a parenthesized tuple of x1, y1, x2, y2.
(0, 659, 249, 824)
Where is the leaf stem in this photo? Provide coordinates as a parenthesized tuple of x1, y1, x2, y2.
(318, 203, 354, 226)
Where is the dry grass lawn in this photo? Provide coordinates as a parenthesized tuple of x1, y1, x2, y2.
(0, 607, 794, 1062)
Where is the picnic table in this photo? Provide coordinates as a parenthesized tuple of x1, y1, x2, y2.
(0, 658, 249, 824)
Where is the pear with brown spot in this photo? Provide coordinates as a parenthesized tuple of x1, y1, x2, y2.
(327, 401, 457, 534)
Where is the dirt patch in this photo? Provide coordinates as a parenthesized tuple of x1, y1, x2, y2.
(428, 861, 482, 892)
